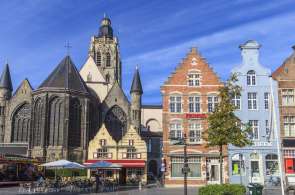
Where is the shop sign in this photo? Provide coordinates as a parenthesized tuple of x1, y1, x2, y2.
(185, 113, 207, 119)
(253, 141, 272, 147)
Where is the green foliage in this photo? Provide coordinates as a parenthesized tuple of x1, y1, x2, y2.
(204, 73, 252, 148)
(199, 184, 246, 195)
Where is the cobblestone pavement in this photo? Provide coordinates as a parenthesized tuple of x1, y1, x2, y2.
(0, 187, 198, 195)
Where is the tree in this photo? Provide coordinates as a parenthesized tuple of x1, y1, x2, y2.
(204, 73, 252, 184)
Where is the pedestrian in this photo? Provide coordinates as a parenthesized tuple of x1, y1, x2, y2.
(95, 172, 101, 193)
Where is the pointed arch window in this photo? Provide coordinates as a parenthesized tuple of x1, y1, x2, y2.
(11, 103, 31, 143)
(33, 99, 43, 146)
(69, 98, 82, 147)
(106, 52, 111, 67)
(48, 97, 64, 146)
(105, 105, 127, 141)
(96, 51, 102, 66)
(247, 70, 256, 86)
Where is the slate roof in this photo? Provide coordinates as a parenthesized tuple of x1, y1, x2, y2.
(0, 64, 13, 91)
(39, 56, 88, 93)
(130, 68, 143, 94)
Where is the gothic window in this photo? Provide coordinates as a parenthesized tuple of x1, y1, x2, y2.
(11, 103, 31, 143)
(96, 51, 102, 66)
(48, 97, 64, 146)
(69, 98, 81, 147)
(106, 52, 111, 67)
(33, 99, 43, 146)
(105, 105, 127, 140)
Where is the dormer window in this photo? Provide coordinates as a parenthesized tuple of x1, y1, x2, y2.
(247, 70, 256, 86)
(188, 73, 200, 86)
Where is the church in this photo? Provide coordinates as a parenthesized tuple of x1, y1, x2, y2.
(0, 16, 162, 179)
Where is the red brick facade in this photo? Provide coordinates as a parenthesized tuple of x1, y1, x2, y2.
(272, 48, 295, 176)
(161, 48, 228, 186)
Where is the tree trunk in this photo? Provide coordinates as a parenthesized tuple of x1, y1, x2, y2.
(219, 145, 223, 184)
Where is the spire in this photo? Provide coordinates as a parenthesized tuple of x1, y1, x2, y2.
(0, 63, 13, 91)
(98, 15, 113, 38)
(130, 66, 143, 94)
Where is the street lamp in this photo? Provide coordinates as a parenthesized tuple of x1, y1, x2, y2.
(171, 133, 189, 195)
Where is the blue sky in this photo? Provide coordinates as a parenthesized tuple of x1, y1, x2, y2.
(0, 0, 295, 104)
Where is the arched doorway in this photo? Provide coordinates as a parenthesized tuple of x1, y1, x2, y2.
(148, 160, 158, 177)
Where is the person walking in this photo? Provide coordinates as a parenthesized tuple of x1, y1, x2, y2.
(95, 173, 101, 193)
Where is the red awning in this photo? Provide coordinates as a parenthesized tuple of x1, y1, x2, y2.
(85, 159, 145, 168)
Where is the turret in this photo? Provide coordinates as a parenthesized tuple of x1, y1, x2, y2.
(130, 66, 143, 132)
(0, 63, 13, 142)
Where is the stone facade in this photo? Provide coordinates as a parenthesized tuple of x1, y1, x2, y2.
(0, 16, 163, 172)
(161, 48, 228, 187)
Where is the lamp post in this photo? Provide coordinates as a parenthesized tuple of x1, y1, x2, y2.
(171, 133, 189, 195)
(182, 134, 189, 195)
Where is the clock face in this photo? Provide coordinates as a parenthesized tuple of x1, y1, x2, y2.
(105, 105, 127, 139)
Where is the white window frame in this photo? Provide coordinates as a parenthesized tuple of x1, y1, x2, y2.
(189, 120, 202, 143)
(284, 116, 295, 137)
(208, 95, 218, 112)
(169, 121, 183, 140)
(189, 96, 201, 113)
(249, 120, 259, 140)
(187, 73, 200, 86)
(248, 92, 258, 110)
(247, 70, 256, 86)
(231, 95, 241, 110)
(169, 95, 182, 113)
(282, 89, 295, 106)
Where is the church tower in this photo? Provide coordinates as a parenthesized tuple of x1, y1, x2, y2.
(89, 15, 122, 86)
(0, 64, 13, 142)
(130, 67, 143, 132)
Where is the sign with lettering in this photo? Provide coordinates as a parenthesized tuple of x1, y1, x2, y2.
(253, 142, 273, 147)
(186, 113, 207, 119)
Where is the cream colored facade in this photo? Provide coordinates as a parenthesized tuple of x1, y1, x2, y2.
(80, 57, 112, 101)
(87, 124, 148, 182)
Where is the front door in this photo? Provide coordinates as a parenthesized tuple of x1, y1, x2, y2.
(208, 164, 220, 184)
(250, 160, 261, 183)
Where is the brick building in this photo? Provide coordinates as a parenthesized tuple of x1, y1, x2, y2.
(272, 46, 295, 183)
(161, 48, 228, 186)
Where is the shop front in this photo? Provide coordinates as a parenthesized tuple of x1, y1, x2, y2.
(228, 149, 279, 185)
(85, 159, 146, 184)
(0, 153, 43, 181)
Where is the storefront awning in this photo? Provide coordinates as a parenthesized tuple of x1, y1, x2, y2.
(85, 160, 145, 168)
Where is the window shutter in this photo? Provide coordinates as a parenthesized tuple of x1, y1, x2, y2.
(108, 153, 112, 158)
